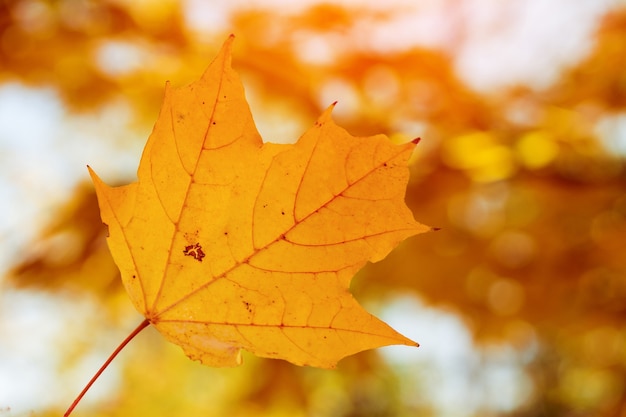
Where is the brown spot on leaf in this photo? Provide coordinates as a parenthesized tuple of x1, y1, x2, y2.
(183, 243, 205, 262)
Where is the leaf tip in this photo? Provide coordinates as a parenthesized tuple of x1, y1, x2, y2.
(224, 33, 236, 48)
(316, 102, 337, 125)
(400, 335, 419, 348)
(87, 165, 100, 184)
(87, 165, 115, 198)
(220, 33, 236, 59)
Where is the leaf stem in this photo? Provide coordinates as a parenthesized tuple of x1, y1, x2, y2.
(64, 318, 150, 417)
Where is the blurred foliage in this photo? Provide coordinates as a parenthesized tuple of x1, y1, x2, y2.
(4, 0, 626, 416)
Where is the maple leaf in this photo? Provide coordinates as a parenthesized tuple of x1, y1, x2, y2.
(89, 35, 428, 368)
(66, 34, 429, 416)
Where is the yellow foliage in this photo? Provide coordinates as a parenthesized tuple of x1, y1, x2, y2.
(443, 132, 516, 182)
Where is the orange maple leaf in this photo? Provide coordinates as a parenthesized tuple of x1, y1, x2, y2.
(66, 35, 429, 415)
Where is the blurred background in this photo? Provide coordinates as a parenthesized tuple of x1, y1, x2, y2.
(1, 0, 626, 415)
